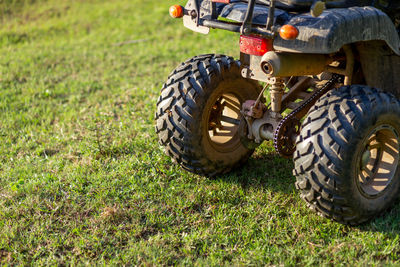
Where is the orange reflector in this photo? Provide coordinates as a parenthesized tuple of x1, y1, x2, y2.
(169, 5, 184, 18)
(212, 0, 230, 3)
(279, 25, 299, 40)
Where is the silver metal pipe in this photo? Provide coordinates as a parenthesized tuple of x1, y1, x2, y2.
(261, 51, 332, 77)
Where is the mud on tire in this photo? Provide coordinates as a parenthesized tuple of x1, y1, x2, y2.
(294, 85, 400, 225)
(155, 54, 261, 176)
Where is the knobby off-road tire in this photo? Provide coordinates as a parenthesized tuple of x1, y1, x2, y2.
(155, 54, 261, 176)
(294, 85, 400, 224)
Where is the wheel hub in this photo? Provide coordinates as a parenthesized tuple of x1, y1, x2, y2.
(207, 93, 242, 147)
(360, 148, 371, 177)
(208, 100, 224, 130)
(356, 125, 400, 197)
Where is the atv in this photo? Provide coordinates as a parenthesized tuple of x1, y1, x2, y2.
(155, 0, 400, 224)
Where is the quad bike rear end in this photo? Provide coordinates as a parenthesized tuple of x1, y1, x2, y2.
(155, 0, 400, 224)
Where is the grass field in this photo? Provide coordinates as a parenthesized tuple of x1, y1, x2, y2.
(1, 0, 400, 265)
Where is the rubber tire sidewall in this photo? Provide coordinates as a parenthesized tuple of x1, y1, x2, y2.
(346, 114, 400, 217)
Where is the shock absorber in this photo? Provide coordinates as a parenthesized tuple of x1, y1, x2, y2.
(268, 77, 285, 113)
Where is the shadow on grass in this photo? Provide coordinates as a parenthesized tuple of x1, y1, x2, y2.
(216, 152, 296, 194)
(357, 200, 400, 234)
(216, 151, 400, 234)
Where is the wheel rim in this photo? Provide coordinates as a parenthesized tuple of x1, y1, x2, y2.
(207, 93, 242, 152)
(356, 125, 400, 198)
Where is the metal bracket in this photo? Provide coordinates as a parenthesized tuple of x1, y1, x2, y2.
(183, 0, 210, 34)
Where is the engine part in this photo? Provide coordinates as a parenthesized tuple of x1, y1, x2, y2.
(240, 76, 318, 145)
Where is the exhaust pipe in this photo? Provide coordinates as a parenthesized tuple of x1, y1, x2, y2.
(260, 51, 333, 77)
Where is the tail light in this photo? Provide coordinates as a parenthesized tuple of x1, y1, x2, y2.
(212, 0, 230, 3)
(240, 35, 273, 56)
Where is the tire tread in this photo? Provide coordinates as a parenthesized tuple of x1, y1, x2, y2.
(294, 85, 400, 224)
(155, 54, 260, 176)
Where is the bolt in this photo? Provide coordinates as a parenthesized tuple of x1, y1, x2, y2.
(241, 67, 251, 78)
(190, 10, 197, 18)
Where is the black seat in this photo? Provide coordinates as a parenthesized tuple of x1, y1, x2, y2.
(278, 0, 374, 8)
(243, 0, 399, 17)
(243, 0, 377, 11)
(218, 0, 400, 26)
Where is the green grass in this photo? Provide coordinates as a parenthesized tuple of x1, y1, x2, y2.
(1, 0, 400, 265)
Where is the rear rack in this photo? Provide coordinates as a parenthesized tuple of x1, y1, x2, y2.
(195, 0, 277, 38)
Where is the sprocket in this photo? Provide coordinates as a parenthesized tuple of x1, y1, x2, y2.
(274, 117, 301, 158)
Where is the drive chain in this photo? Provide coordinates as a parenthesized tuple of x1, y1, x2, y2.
(273, 75, 340, 157)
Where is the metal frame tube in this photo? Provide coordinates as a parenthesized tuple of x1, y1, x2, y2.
(202, 20, 274, 37)
(240, 0, 256, 34)
(266, 0, 276, 31)
(198, 0, 276, 38)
